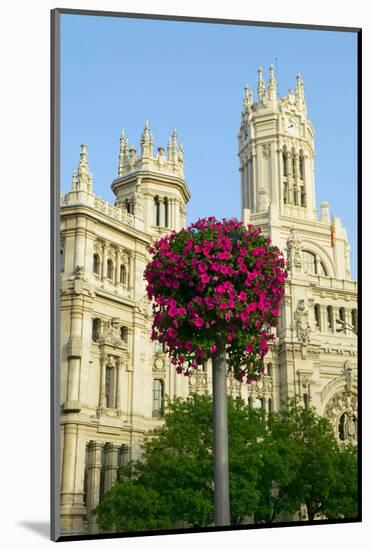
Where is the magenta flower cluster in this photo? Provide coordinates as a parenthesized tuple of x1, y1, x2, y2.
(144, 217, 287, 382)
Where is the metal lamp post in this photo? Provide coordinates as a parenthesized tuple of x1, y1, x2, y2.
(211, 333, 231, 526)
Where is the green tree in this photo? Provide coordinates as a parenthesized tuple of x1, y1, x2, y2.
(93, 482, 170, 533)
(94, 394, 265, 530)
(263, 400, 358, 522)
(94, 395, 358, 532)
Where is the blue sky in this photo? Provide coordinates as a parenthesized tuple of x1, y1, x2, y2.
(61, 14, 358, 277)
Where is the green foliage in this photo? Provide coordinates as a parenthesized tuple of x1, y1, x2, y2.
(93, 395, 358, 532)
(93, 481, 170, 532)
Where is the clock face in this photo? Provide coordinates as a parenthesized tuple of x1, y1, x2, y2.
(286, 118, 298, 134)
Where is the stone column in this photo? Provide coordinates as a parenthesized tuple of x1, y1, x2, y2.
(74, 224, 86, 269)
(86, 441, 105, 533)
(60, 424, 78, 502)
(99, 354, 107, 408)
(65, 300, 83, 409)
(115, 249, 120, 286)
(103, 444, 120, 494)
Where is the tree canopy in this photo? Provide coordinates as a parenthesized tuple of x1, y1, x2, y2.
(94, 395, 358, 532)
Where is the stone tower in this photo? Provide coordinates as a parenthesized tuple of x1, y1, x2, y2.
(238, 65, 351, 280)
(112, 121, 190, 236)
(237, 66, 357, 436)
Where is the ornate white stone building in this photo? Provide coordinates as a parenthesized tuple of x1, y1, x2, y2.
(59, 67, 357, 534)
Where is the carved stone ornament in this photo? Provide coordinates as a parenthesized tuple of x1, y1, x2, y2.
(75, 265, 85, 279)
(341, 361, 352, 392)
(153, 355, 166, 372)
(293, 299, 311, 352)
(100, 317, 124, 347)
(324, 390, 357, 443)
(249, 374, 273, 398)
(286, 227, 303, 270)
(226, 372, 241, 398)
(188, 371, 208, 395)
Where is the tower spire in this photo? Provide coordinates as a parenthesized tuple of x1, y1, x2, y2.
(118, 129, 126, 176)
(76, 144, 93, 192)
(141, 120, 151, 157)
(257, 65, 266, 103)
(243, 84, 253, 112)
(295, 72, 306, 113)
(268, 64, 277, 101)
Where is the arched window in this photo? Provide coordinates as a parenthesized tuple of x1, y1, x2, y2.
(93, 253, 100, 275)
(291, 149, 296, 178)
(314, 304, 321, 330)
(92, 318, 100, 342)
(107, 259, 113, 280)
(154, 196, 160, 226)
(283, 151, 288, 177)
(120, 264, 126, 285)
(283, 182, 288, 204)
(303, 251, 316, 274)
(152, 379, 164, 417)
(303, 251, 328, 275)
(299, 150, 305, 180)
(105, 366, 115, 408)
(327, 306, 334, 330)
(300, 186, 306, 207)
(125, 199, 132, 214)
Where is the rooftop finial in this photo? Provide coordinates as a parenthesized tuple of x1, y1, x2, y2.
(76, 144, 93, 192)
(268, 63, 277, 101)
(141, 120, 150, 144)
(119, 130, 127, 176)
(243, 83, 253, 112)
(257, 65, 266, 103)
(295, 72, 306, 112)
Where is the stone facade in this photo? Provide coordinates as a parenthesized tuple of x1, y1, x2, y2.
(59, 68, 357, 534)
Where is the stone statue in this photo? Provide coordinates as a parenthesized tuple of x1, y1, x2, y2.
(294, 299, 311, 344)
(342, 412, 357, 441)
(287, 227, 303, 270)
(343, 361, 353, 393)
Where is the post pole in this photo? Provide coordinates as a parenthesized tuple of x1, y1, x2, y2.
(211, 334, 231, 526)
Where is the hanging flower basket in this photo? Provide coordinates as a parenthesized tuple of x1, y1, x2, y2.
(144, 217, 287, 382)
